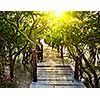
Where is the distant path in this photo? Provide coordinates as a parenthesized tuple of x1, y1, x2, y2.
(37, 43, 72, 67)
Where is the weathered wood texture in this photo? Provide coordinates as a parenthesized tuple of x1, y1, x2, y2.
(30, 44, 85, 88)
(30, 66, 86, 88)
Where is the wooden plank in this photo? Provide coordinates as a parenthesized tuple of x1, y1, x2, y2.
(54, 86, 85, 88)
(38, 71, 73, 74)
(38, 78, 73, 81)
(38, 77, 72, 80)
(37, 70, 73, 73)
(30, 81, 85, 88)
(34, 80, 73, 84)
(37, 67, 73, 70)
(37, 67, 72, 70)
(30, 65, 86, 88)
(38, 73, 73, 76)
(56, 82, 84, 86)
(38, 74, 74, 77)
(30, 85, 83, 88)
(37, 66, 71, 68)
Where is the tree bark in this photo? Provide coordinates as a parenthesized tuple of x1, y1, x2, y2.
(75, 45, 98, 87)
(74, 56, 80, 80)
(61, 46, 63, 58)
(41, 44, 43, 62)
(32, 49, 37, 82)
(79, 57, 83, 79)
(9, 62, 14, 80)
(57, 45, 59, 53)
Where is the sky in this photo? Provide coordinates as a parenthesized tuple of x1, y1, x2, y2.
(0, 0, 100, 11)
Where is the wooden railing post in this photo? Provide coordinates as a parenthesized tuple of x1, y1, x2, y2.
(74, 56, 80, 80)
(40, 43, 43, 62)
(32, 49, 37, 82)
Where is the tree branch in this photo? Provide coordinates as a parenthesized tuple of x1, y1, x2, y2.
(2, 12, 34, 44)
(82, 68, 94, 87)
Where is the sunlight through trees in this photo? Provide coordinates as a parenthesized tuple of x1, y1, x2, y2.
(0, 11, 100, 88)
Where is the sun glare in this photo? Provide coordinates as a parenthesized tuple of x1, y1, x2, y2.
(55, 11, 63, 17)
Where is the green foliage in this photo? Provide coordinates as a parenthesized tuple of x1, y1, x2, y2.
(0, 11, 100, 87)
(0, 11, 49, 86)
(43, 11, 100, 87)
(0, 67, 5, 79)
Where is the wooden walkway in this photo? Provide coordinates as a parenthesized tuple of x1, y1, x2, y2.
(30, 65, 86, 88)
(30, 43, 86, 88)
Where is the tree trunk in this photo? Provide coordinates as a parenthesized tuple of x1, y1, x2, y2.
(9, 63, 14, 80)
(79, 57, 83, 79)
(74, 56, 80, 80)
(8, 44, 14, 80)
(75, 45, 98, 87)
(61, 46, 63, 58)
(57, 45, 59, 53)
(41, 44, 43, 62)
(32, 49, 37, 82)
(52, 43, 54, 50)
(9, 58, 15, 81)
(83, 68, 94, 88)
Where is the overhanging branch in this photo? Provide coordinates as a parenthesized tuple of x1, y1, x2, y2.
(2, 12, 34, 44)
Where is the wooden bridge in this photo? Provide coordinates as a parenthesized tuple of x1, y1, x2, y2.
(30, 43, 86, 88)
(30, 65, 85, 88)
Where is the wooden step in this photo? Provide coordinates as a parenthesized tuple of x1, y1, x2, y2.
(38, 78, 73, 81)
(30, 81, 85, 88)
(37, 70, 73, 73)
(37, 65, 71, 67)
(38, 73, 73, 76)
(30, 66, 86, 88)
(38, 77, 73, 81)
(37, 67, 72, 70)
